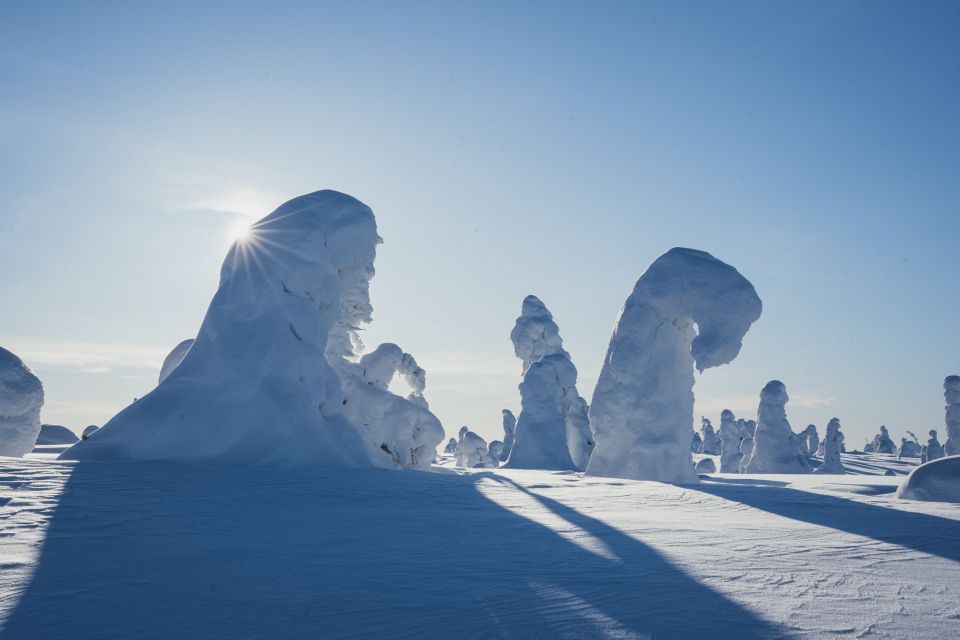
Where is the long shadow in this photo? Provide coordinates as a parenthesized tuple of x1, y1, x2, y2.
(692, 481, 960, 563)
(0, 462, 792, 640)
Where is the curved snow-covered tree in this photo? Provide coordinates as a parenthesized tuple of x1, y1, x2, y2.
(699, 417, 720, 455)
(505, 296, 593, 470)
(0, 347, 44, 457)
(814, 418, 845, 474)
(718, 410, 743, 473)
(62, 190, 442, 467)
(586, 248, 762, 482)
(500, 410, 516, 462)
(158, 339, 194, 384)
(744, 381, 810, 474)
(944, 376, 960, 456)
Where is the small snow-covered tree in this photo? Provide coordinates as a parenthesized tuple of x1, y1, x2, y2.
(802, 425, 819, 458)
(455, 430, 497, 468)
(443, 438, 458, 454)
(944, 376, 960, 456)
(814, 418, 845, 474)
(718, 410, 742, 472)
(691, 431, 703, 453)
(586, 249, 761, 482)
(500, 410, 516, 462)
(744, 381, 810, 474)
(738, 437, 754, 472)
(488, 440, 504, 462)
(0, 347, 44, 457)
(926, 429, 944, 462)
(868, 426, 897, 454)
(699, 417, 721, 455)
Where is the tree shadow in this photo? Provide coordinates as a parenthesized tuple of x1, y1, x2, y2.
(0, 462, 792, 639)
(692, 481, 960, 563)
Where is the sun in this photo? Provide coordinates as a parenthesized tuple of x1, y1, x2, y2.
(228, 221, 254, 244)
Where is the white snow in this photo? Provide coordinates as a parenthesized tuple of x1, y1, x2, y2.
(0, 347, 44, 458)
(60, 190, 440, 467)
(587, 248, 762, 482)
(897, 455, 960, 503)
(718, 410, 743, 473)
(157, 339, 194, 384)
(699, 417, 721, 455)
(500, 410, 516, 462)
(745, 381, 811, 474)
(944, 375, 960, 456)
(454, 430, 496, 468)
(505, 296, 593, 470)
(815, 418, 845, 474)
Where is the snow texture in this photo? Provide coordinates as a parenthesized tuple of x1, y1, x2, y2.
(158, 339, 194, 384)
(35, 425, 78, 446)
(815, 418, 845, 474)
(505, 296, 593, 470)
(586, 248, 762, 482)
(699, 417, 720, 455)
(897, 455, 960, 503)
(61, 190, 434, 467)
(718, 410, 743, 473)
(944, 376, 960, 456)
(745, 381, 811, 474)
(500, 410, 516, 461)
(0, 347, 44, 458)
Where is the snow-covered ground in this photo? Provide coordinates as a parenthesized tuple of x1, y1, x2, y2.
(1, 453, 958, 639)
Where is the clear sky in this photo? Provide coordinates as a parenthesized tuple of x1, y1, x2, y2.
(2, 1, 958, 448)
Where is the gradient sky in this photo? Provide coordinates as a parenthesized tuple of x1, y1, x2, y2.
(2, 1, 958, 448)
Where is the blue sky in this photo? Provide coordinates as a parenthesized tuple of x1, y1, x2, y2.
(2, 1, 958, 447)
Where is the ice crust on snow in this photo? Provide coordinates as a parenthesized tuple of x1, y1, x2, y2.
(944, 376, 960, 456)
(505, 296, 593, 470)
(61, 190, 442, 467)
(744, 381, 811, 474)
(0, 347, 44, 458)
(586, 248, 761, 482)
(897, 455, 960, 503)
(815, 418, 845, 474)
(158, 339, 194, 384)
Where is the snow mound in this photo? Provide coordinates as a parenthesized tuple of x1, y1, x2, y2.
(896, 455, 960, 503)
(158, 339, 194, 384)
(695, 458, 716, 474)
(36, 424, 79, 445)
(81, 425, 99, 439)
(62, 190, 410, 467)
(0, 347, 44, 458)
(586, 248, 762, 482)
(745, 381, 810, 474)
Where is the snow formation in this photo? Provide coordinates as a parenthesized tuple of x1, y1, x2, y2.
(505, 296, 593, 470)
(586, 248, 762, 482)
(718, 410, 743, 473)
(869, 426, 897, 455)
(925, 430, 944, 462)
(62, 190, 443, 467)
(695, 458, 716, 474)
(81, 425, 99, 439)
(802, 425, 819, 457)
(0, 347, 45, 458)
(690, 431, 702, 453)
(944, 376, 960, 456)
(158, 339, 194, 384)
(699, 417, 721, 455)
(36, 424, 79, 446)
(744, 381, 810, 474)
(488, 440, 504, 462)
(500, 410, 516, 461)
(455, 430, 497, 468)
(897, 455, 960, 503)
(443, 438, 458, 454)
(814, 418, 845, 474)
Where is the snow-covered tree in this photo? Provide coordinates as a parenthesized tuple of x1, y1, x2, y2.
(945, 376, 960, 456)
(587, 248, 762, 482)
(926, 429, 944, 462)
(744, 381, 810, 474)
(814, 418, 845, 474)
(718, 410, 743, 473)
(801, 425, 819, 458)
(738, 437, 754, 472)
(500, 410, 516, 462)
(868, 426, 897, 455)
(63, 190, 442, 467)
(699, 417, 720, 455)
(488, 440, 504, 462)
(455, 430, 497, 468)
(0, 347, 44, 457)
(443, 438, 458, 454)
(690, 431, 703, 453)
(505, 296, 593, 470)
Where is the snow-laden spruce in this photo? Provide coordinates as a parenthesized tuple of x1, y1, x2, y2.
(924, 429, 944, 462)
(158, 339, 194, 384)
(455, 429, 497, 468)
(504, 296, 593, 470)
(944, 375, 960, 456)
(744, 381, 811, 474)
(62, 190, 442, 467)
(802, 425, 819, 457)
(586, 248, 762, 482)
(443, 438, 458, 454)
(487, 440, 504, 462)
(738, 437, 754, 472)
(500, 410, 516, 462)
(0, 347, 45, 458)
(718, 410, 743, 473)
(814, 418, 845, 474)
(690, 431, 702, 453)
(699, 417, 720, 455)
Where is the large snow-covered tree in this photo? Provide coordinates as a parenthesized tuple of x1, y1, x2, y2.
(0, 347, 44, 458)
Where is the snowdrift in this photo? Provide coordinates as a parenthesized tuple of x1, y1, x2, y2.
(896, 455, 960, 503)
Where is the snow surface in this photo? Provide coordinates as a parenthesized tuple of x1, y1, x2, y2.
(897, 455, 960, 503)
(506, 295, 593, 470)
(745, 381, 811, 474)
(157, 339, 194, 384)
(587, 248, 762, 482)
(0, 347, 44, 458)
(60, 190, 441, 468)
(1, 453, 958, 639)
